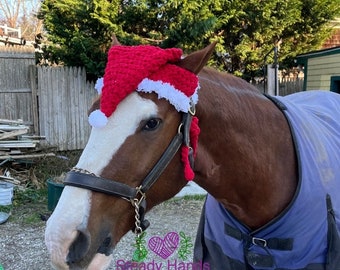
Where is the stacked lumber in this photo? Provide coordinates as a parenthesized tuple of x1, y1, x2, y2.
(0, 119, 54, 160)
(0, 169, 21, 186)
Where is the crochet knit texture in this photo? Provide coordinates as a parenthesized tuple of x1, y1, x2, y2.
(101, 45, 197, 117)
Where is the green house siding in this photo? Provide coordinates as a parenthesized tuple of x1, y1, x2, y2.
(296, 47, 340, 91)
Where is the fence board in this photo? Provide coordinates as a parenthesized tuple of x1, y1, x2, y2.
(29, 65, 39, 134)
(252, 77, 304, 96)
(279, 77, 304, 96)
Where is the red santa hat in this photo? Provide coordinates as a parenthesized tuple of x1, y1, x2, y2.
(89, 45, 199, 127)
(89, 44, 200, 181)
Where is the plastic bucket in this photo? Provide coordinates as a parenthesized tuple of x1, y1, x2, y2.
(47, 179, 64, 211)
(0, 182, 14, 224)
(0, 182, 14, 206)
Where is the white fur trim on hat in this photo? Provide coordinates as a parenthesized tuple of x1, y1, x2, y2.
(95, 78, 104, 94)
(88, 109, 108, 128)
(137, 78, 199, 112)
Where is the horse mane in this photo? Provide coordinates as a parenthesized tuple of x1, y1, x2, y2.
(199, 67, 260, 94)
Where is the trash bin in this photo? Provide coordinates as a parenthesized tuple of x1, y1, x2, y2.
(0, 181, 14, 224)
(47, 179, 64, 211)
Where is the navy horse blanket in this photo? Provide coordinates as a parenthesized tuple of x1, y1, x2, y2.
(194, 91, 340, 270)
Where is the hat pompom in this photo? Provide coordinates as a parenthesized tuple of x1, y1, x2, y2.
(88, 109, 108, 128)
(181, 146, 195, 181)
(181, 116, 200, 181)
(94, 78, 104, 94)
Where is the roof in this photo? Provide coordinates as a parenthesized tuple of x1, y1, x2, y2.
(296, 46, 340, 64)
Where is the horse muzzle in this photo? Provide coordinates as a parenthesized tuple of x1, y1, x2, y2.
(67, 229, 114, 267)
(47, 227, 114, 270)
(45, 186, 114, 270)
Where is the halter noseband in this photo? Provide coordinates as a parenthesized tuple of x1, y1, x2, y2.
(63, 106, 195, 233)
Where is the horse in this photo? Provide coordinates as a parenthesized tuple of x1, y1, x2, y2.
(44, 41, 340, 270)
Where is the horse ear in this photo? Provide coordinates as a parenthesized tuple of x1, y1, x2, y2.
(111, 35, 121, 46)
(177, 42, 217, 74)
(88, 96, 101, 116)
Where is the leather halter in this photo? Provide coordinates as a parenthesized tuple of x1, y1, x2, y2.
(63, 106, 195, 232)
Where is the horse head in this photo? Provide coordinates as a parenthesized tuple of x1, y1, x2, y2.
(45, 42, 216, 269)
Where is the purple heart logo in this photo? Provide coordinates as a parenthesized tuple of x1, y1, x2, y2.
(148, 232, 179, 259)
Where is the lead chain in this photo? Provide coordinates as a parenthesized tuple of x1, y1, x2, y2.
(132, 198, 148, 262)
(71, 167, 96, 176)
(133, 198, 143, 235)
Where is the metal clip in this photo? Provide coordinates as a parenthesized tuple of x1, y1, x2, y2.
(188, 100, 196, 116)
(135, 186, 146, 204)
(177, 123, 183, 134)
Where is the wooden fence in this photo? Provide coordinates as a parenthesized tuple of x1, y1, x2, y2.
(252, 77, 304, 96)
(0, 47, 97, 151)
(37, 66, 96, 150)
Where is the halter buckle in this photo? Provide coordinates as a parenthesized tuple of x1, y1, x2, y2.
(132, 185, 149, 235)
(132, 185, 146, 206)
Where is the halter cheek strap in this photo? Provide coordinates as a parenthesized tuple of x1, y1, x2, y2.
(63, 108, 195, 233)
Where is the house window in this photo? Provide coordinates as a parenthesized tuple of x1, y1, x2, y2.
(330, 76, 340, 93)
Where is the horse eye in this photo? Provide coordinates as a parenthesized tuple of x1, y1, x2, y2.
(143, 118, 161, 131)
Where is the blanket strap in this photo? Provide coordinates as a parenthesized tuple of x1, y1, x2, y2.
(224, 224, 293, 251)
(225, 223, 293, 268)
(326, 194, 340, 266)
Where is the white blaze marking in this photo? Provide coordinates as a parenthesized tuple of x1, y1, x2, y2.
(45, 186, 91, 269)
(76, 92, 158, 174)
(45, 92, 158, 268)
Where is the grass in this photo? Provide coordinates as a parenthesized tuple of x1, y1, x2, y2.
(181, 194, 206, 201)
(5, 187, 49, 225)
(33, 150, 82, 183)
(167, 194, 206, 204)
(13, 186, 48, 206)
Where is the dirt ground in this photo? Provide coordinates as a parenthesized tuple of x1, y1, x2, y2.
(0, 198, 205, 270)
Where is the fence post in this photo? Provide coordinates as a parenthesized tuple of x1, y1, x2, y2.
(29, 65, 39, 134)
(267, 64, 279, 96)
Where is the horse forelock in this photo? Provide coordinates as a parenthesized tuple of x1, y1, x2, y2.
(88, 96, 101, 116)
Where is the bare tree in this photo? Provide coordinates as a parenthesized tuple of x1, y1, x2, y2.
(0, 0, 42, 40)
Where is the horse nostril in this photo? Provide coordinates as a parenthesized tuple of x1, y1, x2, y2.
(66, 229, 91, 265)
(97, 235, 113, 256)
